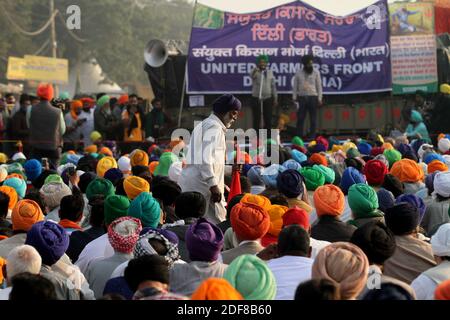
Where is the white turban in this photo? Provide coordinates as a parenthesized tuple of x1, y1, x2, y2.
(12, 152, 26, 161)
(168, 161, 182, 183)
(433, 171, 450, 198)
(118, 156, 131, 174)
(438, 138, 450, 154)
(431, 223, 450, 257)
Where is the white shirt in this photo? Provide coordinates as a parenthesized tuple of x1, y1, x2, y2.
(178, 114, 227, 224)
(267, 255, 313, 300)
(78, 109, 95, 146)
(411, 274, 438, 300)
(310, 238, 330, 259)
(0, 287, 11, 300)
(75, 234, 114, 275)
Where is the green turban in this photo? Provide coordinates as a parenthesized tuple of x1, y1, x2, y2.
(44, 174, 63, 185)
(383, 149, 402, 168)
(128, 192, 161, 228)
(223, 254, 276, 300)
(104, 195, 130, 226)
(346, 147, 361, 159)
(97, 95, 110, 108)
(85, 178, 115, 201)
(300, 167, 325, 191)
(312, 164, 335, 184)
(7, 163, 23, 174)
(292, 136, 304, 147)
(59, 91, 70, 100)
(348, 183, 383, 219)
(154, 152, 179, 177)
(256, 54, 269, 64)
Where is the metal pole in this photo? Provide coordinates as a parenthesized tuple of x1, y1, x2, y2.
(258, 71, 264, 129)
(50, 0, 58, 96)
(177, 64, 187, 128)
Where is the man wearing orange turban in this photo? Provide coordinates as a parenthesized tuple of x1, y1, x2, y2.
(123, 176, 150, 200)
(390, 158, 426, 195)
(311, 185, 356, 242)
(0, 199, 44, 259)
(29, 83, 66, 166)
(130, 149, 149, 167)
(0, 186, 18, 217)
(261, 204, 288, 247)
(63, 100, 85, 149)
(309, 153, 328, 166)
(221, 202, 270, 264)
(428, 160, 448, 174)
(191, 278, 243, 300)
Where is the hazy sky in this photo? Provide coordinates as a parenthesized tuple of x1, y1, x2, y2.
(197, 0, 402, 15)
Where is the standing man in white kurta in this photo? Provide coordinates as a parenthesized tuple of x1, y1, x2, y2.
(178, 94, 242, 224)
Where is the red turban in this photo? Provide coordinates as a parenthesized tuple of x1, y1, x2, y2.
(435, 279, 450, 300)
(231, 202, 270, 241)
(36, 83, 54, 101)
(316, 136, 329, 151)
(118, 94, 129, 105)
(282, 206, 310, 230)
(363, 159, 388, 186)
(370, 147, 385, 157)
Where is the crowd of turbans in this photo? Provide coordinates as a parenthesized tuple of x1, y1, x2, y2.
(0, 128, 450, 301)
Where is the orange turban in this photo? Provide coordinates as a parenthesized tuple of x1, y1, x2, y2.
(118, 94, 129, 105)
(149, 161, 159, 175)
(314, 184, 345, 217)
(267, 205, 289, 237)
(0, 257, 5, 284)
(435, 279, 450, 300)
(71, 100, 82, 109)
(99, 147, 113, 157)
(0, 186, 18, 210)
(36, 83, 54, 101)
(382, 142, 394, 150)
(85, 145, 98, 154)
(191, 278, 243, 300)
(428, 160, 448, 174)
(96, 156, 118, 178)
(6, 173, 24, 181)
(130, 149, 149, 167)
(240, 193, 271, 212)
(390, 159, 424, 183)
(123, 176, 150, 200)
(231, 202, 270, 241)
(11, 199, 44, 231)
(310, 153, 328, 166)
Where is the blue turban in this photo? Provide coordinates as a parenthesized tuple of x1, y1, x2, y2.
(311, 143, 327, 154)
(261, 164, 286, 188)
(377, 188, 395, 213)
(25, 221, 69, 266)
(66, 154, 82, 165)
(358, 142, 372, 156)
(291, 149, 307, 164)
(212, 94, 242, 114)
(24, 159, 42, 182)
(425, 171, 439, 194)
(340, 167, 366, 195)
(4, 177, 27, 198)
(247, 165, 265, 186)
(276, 169, 304, 198)
(424, 153, 446, 165)
(283, 159, 302, 171)
(242, 164, 253, 176)
(104, 168, 124, 185)
(396, 194, 426, 223)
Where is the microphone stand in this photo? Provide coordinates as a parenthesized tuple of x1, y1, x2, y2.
(258, 69, 265, 130)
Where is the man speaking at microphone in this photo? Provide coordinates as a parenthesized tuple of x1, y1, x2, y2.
(250, 54, 278, 131)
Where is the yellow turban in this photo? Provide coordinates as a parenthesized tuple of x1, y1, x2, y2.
(96, 156, 118, 178)
(123, 176, 150, 200)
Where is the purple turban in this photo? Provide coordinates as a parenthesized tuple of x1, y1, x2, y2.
(396, 194, 426, 223)
(185, 218, 224, 262)
(25, 221, 69, 266)
(212, 94, 242, 114)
